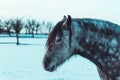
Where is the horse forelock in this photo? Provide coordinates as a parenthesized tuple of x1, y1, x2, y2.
(46, 21, 63, 49)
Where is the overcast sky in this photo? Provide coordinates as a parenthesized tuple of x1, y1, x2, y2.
(0, 0, 120, 24)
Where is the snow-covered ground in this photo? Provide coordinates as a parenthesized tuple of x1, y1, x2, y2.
(0, 36, 100, 80)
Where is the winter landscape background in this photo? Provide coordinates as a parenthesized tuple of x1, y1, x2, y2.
(0, 0, 120, 80)
(0, 34, 100, 80)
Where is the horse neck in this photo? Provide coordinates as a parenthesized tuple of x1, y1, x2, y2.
(75, 31, 102, 67)
(72, 19, 119, 69)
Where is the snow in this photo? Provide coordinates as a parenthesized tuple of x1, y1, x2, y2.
(0, 36, 100, 80)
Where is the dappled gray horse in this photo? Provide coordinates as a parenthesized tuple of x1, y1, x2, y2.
(43, 15, 120, 80)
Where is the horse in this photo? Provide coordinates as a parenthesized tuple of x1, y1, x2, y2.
(43, 15, 120, 80)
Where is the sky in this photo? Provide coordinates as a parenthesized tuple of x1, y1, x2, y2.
(0, 0, 120, 24)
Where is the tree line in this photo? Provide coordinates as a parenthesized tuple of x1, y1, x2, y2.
(0, 18, 54, 45)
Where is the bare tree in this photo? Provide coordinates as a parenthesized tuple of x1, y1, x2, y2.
(46, 21, 53, 34)
(38, 22, 42, 34)
(24, 23, 29, 34)
(11, 18, 23, 45)
(26, 19, 41, 37)
(0, 20, 2, 29)
(3, 19, 12, 36)
(41, 21, 53, 34)
(27, 19, 35, 38)
(35, 21, 40, 34)
(0, 20, 3, 33)
(41, 21, 45, 34)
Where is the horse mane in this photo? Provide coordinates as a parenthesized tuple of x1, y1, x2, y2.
(76, 18, 120, 36)
(46, 18, 120, 49)
(46, 21, 63, 49)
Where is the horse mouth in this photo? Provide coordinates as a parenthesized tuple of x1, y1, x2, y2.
(43, 59, 56, 72)
(44, 64, 56, 72)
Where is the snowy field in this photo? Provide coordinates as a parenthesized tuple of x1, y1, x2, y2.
(0, 36, 100, 80)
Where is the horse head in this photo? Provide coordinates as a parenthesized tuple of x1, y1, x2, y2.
(43, 15, 74, 72)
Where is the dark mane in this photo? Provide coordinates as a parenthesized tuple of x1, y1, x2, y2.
(76, 18, 120, 36)
(46, 18, 120, 50)
(46, 21, 63, 49)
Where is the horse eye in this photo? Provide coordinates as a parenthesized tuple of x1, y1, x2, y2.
(56, 38, 62, 42)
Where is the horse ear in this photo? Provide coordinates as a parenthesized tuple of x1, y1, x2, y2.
(67, 15, 72, 26)
(63, 15, 72, 30)
(62, 15, 67, 21)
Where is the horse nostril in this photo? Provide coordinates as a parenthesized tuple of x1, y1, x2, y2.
(43, 57, 56, 72)
(44, 60, 48, 69)
(43, 57, 51, 69)
(50, 65, 55, 72)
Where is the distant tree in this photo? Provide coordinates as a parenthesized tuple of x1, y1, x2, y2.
(0, 20, 2, 29)
(41, 21, 45, 34)
(27, 19, 37, 38)
(38, 22, 42, 34)
(25, 20, 31, 34)
(24, 23, 29, 34)
(11, 18, 23, 45)
(0, 20, 3, 33)
(46, 21, 53, 34)
(41, 21, 53, 34)
(35, 21, 40, 34)
(31, 20, 35, 37)
(25, 20, 42, 34)
(3, 19, 12, 36)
